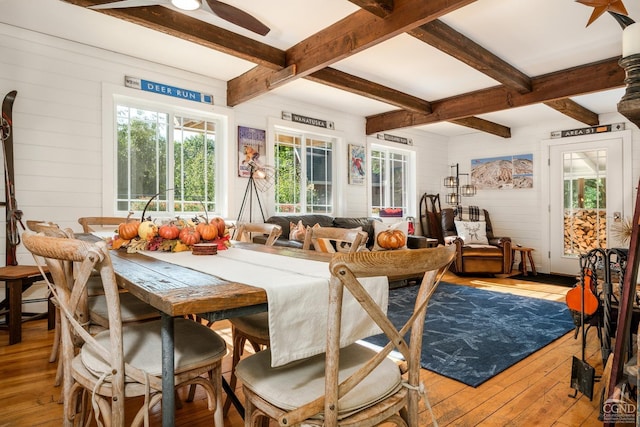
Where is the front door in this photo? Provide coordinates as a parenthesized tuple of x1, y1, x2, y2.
(548, 135, 627, 275)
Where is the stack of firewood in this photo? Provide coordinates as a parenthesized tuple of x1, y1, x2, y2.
(564, 209, 607, 254)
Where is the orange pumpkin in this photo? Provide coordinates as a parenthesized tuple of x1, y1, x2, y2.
(210, 217, 226, 236)
(118, 219, 140, 240)
(196, 222, 218, 241)
(376, 229, 406, 250)
(179, 227, 201, 246)
(158, 222, 180, 240)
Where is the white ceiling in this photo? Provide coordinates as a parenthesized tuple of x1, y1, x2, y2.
(1, 0, 637, 137)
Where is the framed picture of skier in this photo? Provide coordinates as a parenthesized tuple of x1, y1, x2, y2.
(348, 144, 366, 185)
(238, 126, 266, 177)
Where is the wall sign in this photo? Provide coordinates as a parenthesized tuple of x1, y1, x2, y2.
(125, 76, 213, 104)
(376, 133, 413, 145)
(282, 111, 334, 129)
(550, 123, 625, 139)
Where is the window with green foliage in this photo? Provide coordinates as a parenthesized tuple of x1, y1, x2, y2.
(370, 145, 411, 216)
(274, 130, 334, 214)
(116, 104, 218, 216)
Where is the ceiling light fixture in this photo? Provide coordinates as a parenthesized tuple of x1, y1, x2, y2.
(170, 0, 201, 11)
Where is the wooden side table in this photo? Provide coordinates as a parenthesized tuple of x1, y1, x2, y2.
(0, 265, 52, 344)
(512, 247, 537, 276)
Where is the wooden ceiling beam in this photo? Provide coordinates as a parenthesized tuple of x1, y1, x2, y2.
(409, 21, 531, 94)
(366, 57, 624, 134)
(61, 0, 285, 69)
(229, 0, 476, 104)
(543, 99, 600, 126)
(289, 0, 475, 76)
(307, 68, 431, 114)
(346, 0, 395, 18)
(450, 117, 511, 138)
(347, 4, 516, 137)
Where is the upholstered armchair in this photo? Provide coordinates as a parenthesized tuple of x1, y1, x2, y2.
(441, 207, 512, 274)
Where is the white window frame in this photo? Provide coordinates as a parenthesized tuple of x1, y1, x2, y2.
(101, 83, 233, 219)
(267, 117, 345, 216)
(368, 141, 417, 217)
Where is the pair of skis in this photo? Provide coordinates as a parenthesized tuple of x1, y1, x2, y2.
(1, 90, 23, 266)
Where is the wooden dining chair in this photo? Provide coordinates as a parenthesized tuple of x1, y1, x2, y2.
(29, 222, 159, 392)
(235, 222, 282, 246)
(78, 216, 128, 233)
(23, 231, 228, 427)
(225, 225, 368, 415)
(302, 226, 368, 253)
(235, 245, 455, 427)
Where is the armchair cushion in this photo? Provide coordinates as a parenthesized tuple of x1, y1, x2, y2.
(454, 220, 489, 245)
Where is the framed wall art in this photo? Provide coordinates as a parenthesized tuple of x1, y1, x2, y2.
(471, 153, 533, 189)
(348, 144, 366, 185)
(237, 126, 266, 177)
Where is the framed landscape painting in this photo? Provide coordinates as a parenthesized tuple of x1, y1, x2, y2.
(471, 154, 533, 189)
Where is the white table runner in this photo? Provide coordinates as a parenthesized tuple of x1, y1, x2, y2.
(142, 246, 388, 367)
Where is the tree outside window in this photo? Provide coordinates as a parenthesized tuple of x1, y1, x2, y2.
(370, 146, 410, 216)
(274, 131, 334, 214)
(116, 104, 218, 216)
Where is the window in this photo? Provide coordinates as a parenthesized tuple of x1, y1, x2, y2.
(370, 145, 412, 216)
(115, 103, 219, 216)
(273, 130, 335, 214)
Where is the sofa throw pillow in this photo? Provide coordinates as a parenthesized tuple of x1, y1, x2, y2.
(289, 220, 309, 241)
(454, 220, 489, 245)
(372, 221, 408, 251)
(335, 227, 368, 253)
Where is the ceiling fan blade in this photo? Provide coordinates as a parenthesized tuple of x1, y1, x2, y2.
(204, 0, 270, 36)
(89, 0, 165, 9)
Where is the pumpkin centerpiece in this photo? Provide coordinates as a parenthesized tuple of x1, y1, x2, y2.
(118, 212, 140, 240)
(179, 227, 201, 246)
(376, 229, 406, 250)
(197, 222, 218, 241)
(138, 220, 158, 240)
(158, 221, 180, 240)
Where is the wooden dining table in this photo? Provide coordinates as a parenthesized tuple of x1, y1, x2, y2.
(87, 236, 414, 427)
(98, 238, 336, 426)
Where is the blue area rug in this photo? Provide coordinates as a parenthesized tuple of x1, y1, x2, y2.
(364, 282, 575, 387)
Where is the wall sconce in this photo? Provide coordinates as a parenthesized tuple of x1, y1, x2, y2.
(443, 163, 476, 205)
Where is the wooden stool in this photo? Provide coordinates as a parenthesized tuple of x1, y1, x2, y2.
(512, 247, 537, 276)
(0, 265, 52, 344)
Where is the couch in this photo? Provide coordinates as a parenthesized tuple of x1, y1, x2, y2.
(252, 215, 380, 249)
(441, 208, 512, 275)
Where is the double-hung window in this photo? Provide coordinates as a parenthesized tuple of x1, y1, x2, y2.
(115, 103, 219, 216)
(273, 130, 335, 214)
(370, 144, 413, 216)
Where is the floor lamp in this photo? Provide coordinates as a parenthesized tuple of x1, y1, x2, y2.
(236, 161, 267, 223)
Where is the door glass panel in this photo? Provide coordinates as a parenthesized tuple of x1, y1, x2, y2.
(562, 150, 607, 256)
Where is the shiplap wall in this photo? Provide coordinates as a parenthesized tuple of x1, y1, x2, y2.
(447, 112, 640, 274)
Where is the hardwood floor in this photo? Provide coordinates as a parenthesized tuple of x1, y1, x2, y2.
(0, 272, 626, 426)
